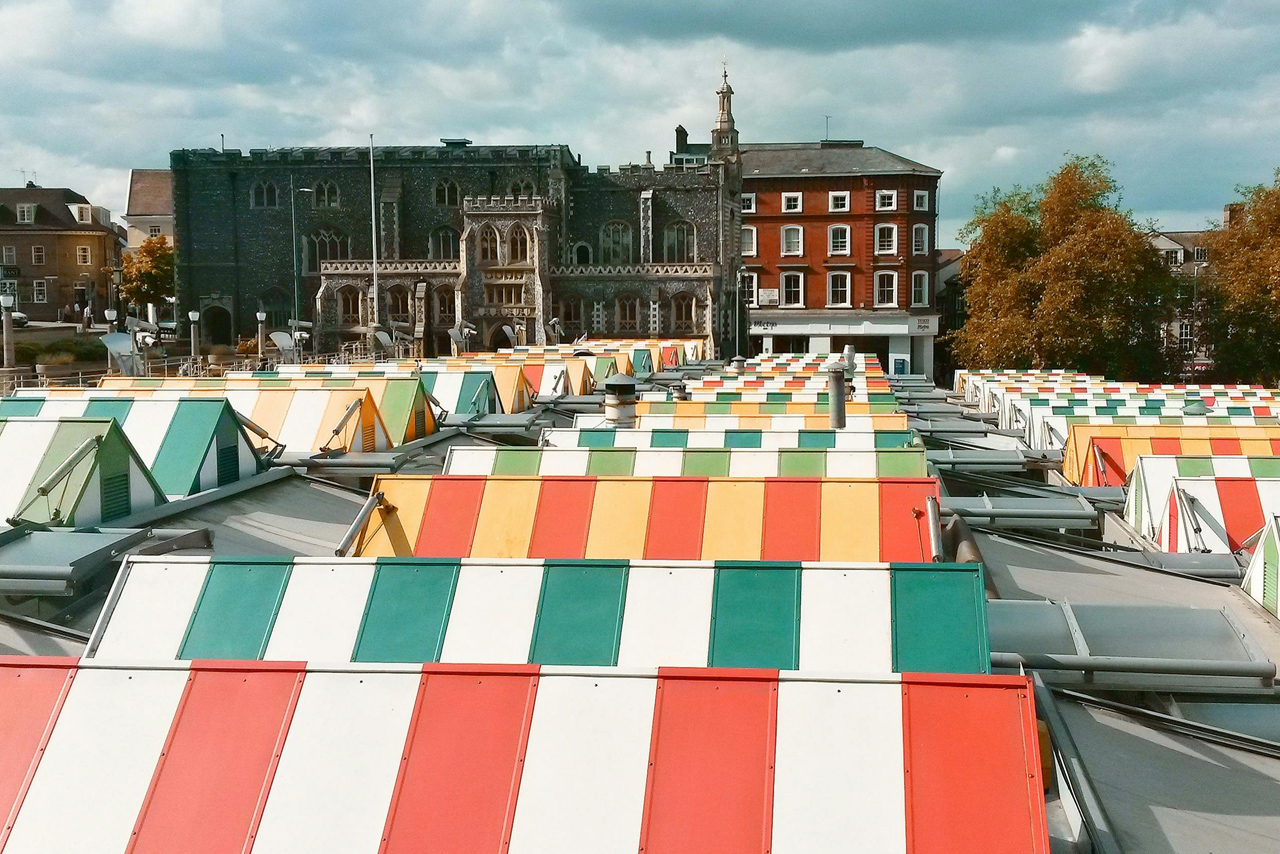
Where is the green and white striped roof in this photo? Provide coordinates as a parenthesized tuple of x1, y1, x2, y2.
(88, 556, 990, 674)
(1246, 516, 1280, 618)
(543, 427, 919, 450)
(444, 446, 927, 478)
(0, 418, 166, 527)
(0, 396, 261, 498)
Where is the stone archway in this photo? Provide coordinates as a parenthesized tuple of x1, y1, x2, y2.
(202, 305, 233, 345)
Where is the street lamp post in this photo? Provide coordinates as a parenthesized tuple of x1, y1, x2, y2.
(257, 309, 267, 358)
(104, 308, 118, 334)
(111, 265, 123, 323)
(0, 293, 14, 369)
(290, 178, 314, 339)
(188, 309, 201, 363)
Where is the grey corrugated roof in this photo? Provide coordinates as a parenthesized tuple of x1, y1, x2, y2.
(741, 141, 942, 178)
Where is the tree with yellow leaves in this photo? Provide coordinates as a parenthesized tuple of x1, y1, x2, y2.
(119, 235, 174, 311)
(951, 155, 1180, 380)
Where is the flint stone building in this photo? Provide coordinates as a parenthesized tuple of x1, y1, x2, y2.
(171, 77, 745, 355)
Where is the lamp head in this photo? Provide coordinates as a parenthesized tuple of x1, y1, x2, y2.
(104, 308, 118, 321)
(188, 310, 200, 322)
(256, 311, 267, 322)
(0, 293, 14, 309)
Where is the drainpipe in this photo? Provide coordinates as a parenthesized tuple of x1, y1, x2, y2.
(827, 360, 848, 428)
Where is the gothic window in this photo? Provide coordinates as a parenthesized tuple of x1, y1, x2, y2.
(387, 285, 411, 322)
(510, 180, 535, 198)
(313, 180, 339, 208)
(557, 297, 582, 327)
(671, 292, 697, 334)
(434, 181, 460, 207)
(434, 286, 456, 325)
(251, 181, 279, 208)
(479, 226, 499, 265)
(338, 287, 361, 324)
(432, 227, 460, 260)
(573, 243, 592, 265)
(261, 289, 290, 328)
(304, 229, 349, 274)
(600, 221, 633, 265)
(616, 292, 641, 334)
(509, 225, 530, 263)
(662, 221, 695, 262)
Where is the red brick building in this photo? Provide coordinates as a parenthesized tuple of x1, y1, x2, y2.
(739, 141, 942, 375)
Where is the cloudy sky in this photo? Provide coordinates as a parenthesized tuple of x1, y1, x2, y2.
(3, 0, 1278, 243)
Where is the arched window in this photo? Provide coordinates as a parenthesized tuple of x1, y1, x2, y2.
(251, 181, 279, 209)
(478, 226, 500, 265)
(671, 292, 697, 334)
(261, 288, 290, 328)
(662, 221, 695, 262)
(557, 297, 583, 329)
(874, 271, 898, 306)
(912, 224, 929, 255)
(616, 292, 641, 334)
(600, 221, 633, 265)
(433, 286, 456, 325)
(432, 227, 460, 260)
(875, 224, 897, 255)
(304, 229, 349, 274)
(781, 225, 803, 255)
(510, 180, 535, 198)
(314, 180, 339, 208)
(828, 225, 850, 256)
(573, 243, 592, 265)
(387, 285, 411, 321)
(338, 287, 361, 324)
(434, 181, 460, 207)
(911, 271, 930, 306)
(509, 225, 529, 263)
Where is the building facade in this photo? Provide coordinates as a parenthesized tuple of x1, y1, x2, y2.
(737, 141, 942, 375)
(0, 185, 124, 321)
(122, 169, 174, 253)
(171, 78, 745, 354)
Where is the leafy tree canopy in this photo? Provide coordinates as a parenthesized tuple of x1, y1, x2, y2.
(118, 235, 174, 309)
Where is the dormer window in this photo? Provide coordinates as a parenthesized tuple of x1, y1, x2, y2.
(16, 204, 34, 224)
(76, 205, 92, 223)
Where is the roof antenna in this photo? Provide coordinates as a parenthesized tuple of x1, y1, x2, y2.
(220, 133, 225, 153)
(824, 115, 832, 141)
(14, 169, 26, 184)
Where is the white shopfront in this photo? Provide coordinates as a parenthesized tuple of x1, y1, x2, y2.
(748, 311, 939, 378)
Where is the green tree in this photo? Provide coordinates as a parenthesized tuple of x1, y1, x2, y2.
(1198, 172, 1280, 384)
(119, 235, 174, 309)
(950, 155, 1180, 381)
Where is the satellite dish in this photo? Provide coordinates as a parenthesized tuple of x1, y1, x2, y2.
(373, 330, 394, 352)
(101, 332, 143, 376)
(269, 331, 298, 363)
(545, 316, 563, 343)
(501, 324, 517, 346)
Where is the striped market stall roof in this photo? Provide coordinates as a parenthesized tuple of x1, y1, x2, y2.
(1126, 456, 1280, 539)
(100, 376, 434, 445)
(0, 418, 166, 527)
(573, 412, 911, 430)
(1155, 476, 1280, 553)
(542, 427, 920, 450)
(636, 400, 900, 416)
(1027, 408, 1280, 450)
(0, 659, 1045, 854)
(354, 475, 940, 562)
(418, 370, 507, 415)
(999, 395, 1280, 434)
(1245, 516, 1280, 617)
(88, 556, 989, 673)
(443, 446, 928, 478)
(1063, 424, 1280, 485)
(0, 397, 260, 499)
(21, 386, 392, 456)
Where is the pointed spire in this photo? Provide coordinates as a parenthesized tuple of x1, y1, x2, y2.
(712, 65, 739, 157)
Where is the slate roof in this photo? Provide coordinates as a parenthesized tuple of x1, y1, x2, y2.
(741, 141, 942, 178)
(0, 187, 116, 234)
(125, 169, 173, 217)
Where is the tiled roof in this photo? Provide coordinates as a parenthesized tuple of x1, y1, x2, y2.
(125, 169, 173, 217)
(741, 141, 942, 178)
(0, 187, 115, 234)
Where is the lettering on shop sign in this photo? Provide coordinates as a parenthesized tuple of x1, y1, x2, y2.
(751, 320, 778, 330)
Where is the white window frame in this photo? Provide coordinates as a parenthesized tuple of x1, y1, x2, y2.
(912, 224, 929, 255)
(76, 245, 91, 266)
(148, 225, 163, 239)
(875, 190, 897, 211)
(828, 224, 850, 256)
(781, 225, 804, 256)
(76, 205, 92, 223)
(828, 191, 850, 212)
(781, 271, 805, 307)
(16, 204, 34, 224)
(874, 271, 898, 307)
(740, 193, 756, 214)
(914, 190, 929, 211)
(1, 246, 14, 265)
(911, 271, 929, 307)
(0, 281, 16, 299)
(742, 271, 758, 308)
(32, 280, 47, 304)
(1193, 246, 1208, 262)
(827, 271, 852, 307)
(31, 245, 45, 265)
(782, 192, 803, 213)
(741, 225, 757, 257)
(875, 223, 897, 255)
